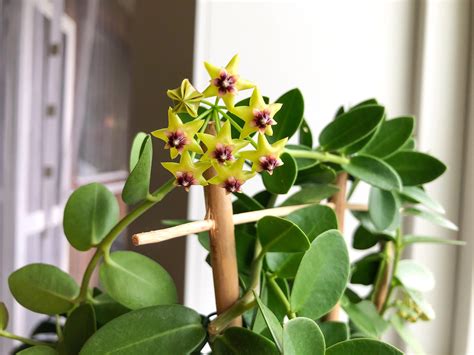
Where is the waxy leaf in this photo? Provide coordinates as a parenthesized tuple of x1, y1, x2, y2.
(403, 234, 465, 246)
(81, 305, 205, 354)
(351, 253, 382, 285)
(291, 230, 349, 319)
(233, 192, 264, 211)
(400, 186, 445, 214)
(318, 321, 349, 347)
(283, 317, 325, 355)
(254, 292, 283, 352)
(352, 225, 383, 250)
(262, 153, 297, 194)
(299, 119, 313, 148)
(295, 163, 337, 185)
(343, 155, 402, 191)
(100, 251, 177, 310)
(0, 302, 8, 330)
(63, 304, 96, 354)
(281, 184, 339, 206)
(122, 134, 153, 204)
(18, 346, 58, 355)
(213, 327, 279, 355)
(9, 264, 79, 315)
(341, 298, 388, 338)
(353, 98, 378, 108)
(257, 216, 310, 253)
(385, 151, 446, 186)
(361, 116, 414, 158)
(403, 206, 458, 231)
(369, 187, 399, 230)
(319, 105, 385, 151)
(63, 183, 119, 251)
(326, 339, 402, 355)
(395, 259, 435, 292)
(129, 132, 148, 171)
(269, 88, 304, 143)
(93, 292, 129, 326)
(266, 252, 304, 279)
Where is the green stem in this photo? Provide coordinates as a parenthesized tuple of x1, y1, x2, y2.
(285, 148, 350, 165)
(194, 108, 213, 121)
(55, 314, 63, 342)
(0, 330, 53, 347)
(201, 99, 216, 107)
(213, 109, 221, 132)
(266, 273, 295, 319)
(381, 228, 403, 315)
(215, 108, 258, 148)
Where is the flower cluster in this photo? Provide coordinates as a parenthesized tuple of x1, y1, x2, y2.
(152, 54, 287, 193)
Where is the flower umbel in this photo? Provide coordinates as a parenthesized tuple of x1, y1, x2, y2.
(152, 108, 204, 159)
(231, 87, 282, 138)
(203, 54, 254, 109)
(240, 133, 287, 175)
(167, 79, 203, 117)
(197, 121, 248, 164)
(162, 152, 211, 191)
(208, 158, 255, 193)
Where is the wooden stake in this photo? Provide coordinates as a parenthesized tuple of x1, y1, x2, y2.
(325, 172, 348, 321)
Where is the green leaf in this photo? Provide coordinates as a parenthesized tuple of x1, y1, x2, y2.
(401, 137, 416, 150)
(351, 253, 382, 285)
(361, 116, 414, 158)
(266, 253, 304, 279)
(262, 153, 297, 194)
(369, 188, 399, 230)
(129, 132, 148, 171)
(291, 230, 349, 319)
(352, 211, 396, 239)
(326, 338, 402, 355)
(63, 183, 119, 251)
(253, 191, 276, 207)
(385, 151, 446, 186)
(343, 155, 402, 191)
(403, 206, 458, 231)
(299, 119, 313, 148)
(93, 293, 129, 326)
(395, 259, 435, 292)
(257, 216, 310, 253)
(63, 304, 96, 354)
(213, 327, 279, 355)
(254, 292, 283, 352)
(341, 298, 388, 338)
(252, 278, 288, 333)
(233, 192, 264, 211)
(281, 184, 339, 206)
(352, 225, 383, 250)
(8, 264, 79, 315)
(319, 105, 385, 151)
(283, 317, 325, 355)
(18, 346, 58, 355)
(0, 302, 8, 330)
(268, 88, 304, 143)
(399, 186, 445, 213)
(390, 314, 425, 355)
(352, 98, 378, 108)
(287, 204, 339, 241)
(122, 135, 153, 204)
(81, 305, 205, 354)
(318, 321, 349, 347)
(295, 164, 337, 185)
(403, 234, 465, 246)
(100, 251, 177, 310)
(287, 144, 319, 171)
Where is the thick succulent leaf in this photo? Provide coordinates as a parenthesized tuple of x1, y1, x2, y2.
(341, 297, 388, 338)
(213, 327, 279, 355)
(395, 259, 435, 292)
(283, 317, 325, 355)
(318, 321, 349, 347)
(369, 187, 399, 230)
(262, 153, 297, 194)
(254, 292, 283, 352)
(269, 88, 304, 143)
(326, 338, 402, 355)
(257, 216, 310, 253)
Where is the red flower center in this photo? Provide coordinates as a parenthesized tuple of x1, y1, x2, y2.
(212, 143, 234, 164)
(252, 109, 275, 132)
(166, 130, 188, 151)
(259, 155, 282, 175)
(176, 172, 197, 191)
(223, 177, 243, 193)
(213, 69, 237, 96)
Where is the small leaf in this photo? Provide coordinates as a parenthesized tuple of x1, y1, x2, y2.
(352, 225, 384, 250)
(81, 305, 206, 354)
(63, 183, 119, 251)
(399, 186, 445, 214)
(395, 259, 435, 292)
(254, 292, 283, 352)
(287, 204, 339, 241)
(0, 302, 8, 330)
(352, 98, 378, 108)
(403, 206, 458, 231)
(253, 190, 276, 207)
(341, 298, 388, 338)
(318, 321, 349, 347)
(63, 304, 96, 354)
(291, 230, 349, 319)
(93, 293, 129, 326)
(214, 327, 279, 354)
(233, 192, 264, 211)
(268, 88, 304, 143)
(257, 216, 310, 253)
(361, 116, 414, 158)
(351, 253, 382, 285)
(369, 188, 399, 230)
(385, 151, 446, 186)
(390, 314, 425, 355)
(281, 184, 339, 206)
(326, 339, 402, 355)
(283, 317, 325, 355)
(295, 163, 336, 185)
(319, 105, 385, 151)
(122, 135, 153, 204)
(403, 234, 465, 246)
(8, 264, 79, 315)
(129, 132, 148, 171)
(100, 251, 177, 310)
(343, 155, 402, 191)
(299, 119, 313, 148)
(262, 153, 297, 194)
(17, 346, 58, 355)
(266, 253, 304, 279)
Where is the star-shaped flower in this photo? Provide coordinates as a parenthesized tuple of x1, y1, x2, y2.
(162, 152, 211, 191)
(197, 120, 248, 164)
(167, 79, 203, 117)
(152, 107, 204, 159)
(240, 133, 287, 175)
(207, 158, 256, 193)
(231, 87, 282, 138)
(202, 54, 254, 109)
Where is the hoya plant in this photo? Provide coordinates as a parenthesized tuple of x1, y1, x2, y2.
(0, 55, 460, 355)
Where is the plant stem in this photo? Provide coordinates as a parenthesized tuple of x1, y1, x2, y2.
(0, 330, 53, 347)
(381, 228, 403, 315)
(195, 108, 213, 121)
(372, 241, 395, 311)
(266, 273, 295, 319)
(285, 148, 350, 165)
(55, 314, 63, 342)
(215, 107, 258, 148)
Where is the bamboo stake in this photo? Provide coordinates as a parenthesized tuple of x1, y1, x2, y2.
(325, 172, 348, 321)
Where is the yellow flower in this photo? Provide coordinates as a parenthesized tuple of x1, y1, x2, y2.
(240, 133, 287, 175)
(207, 158, 255, 193)
(202, 54, 254, 109)
(231, 87, 282, 138)
(167, 79, 203, 117)
(197, 121, 248, 164)
(162, 152, 211, 191)
(152, 107, 204, 159)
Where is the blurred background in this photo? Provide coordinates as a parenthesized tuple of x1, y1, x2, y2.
(0, 0, 472, 354)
